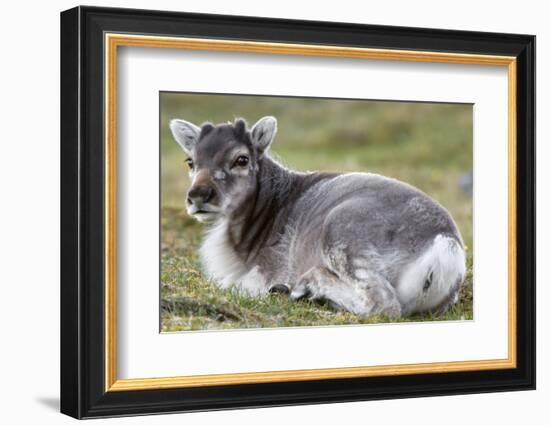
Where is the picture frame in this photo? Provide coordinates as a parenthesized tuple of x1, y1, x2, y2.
(60, 5, 535, 419)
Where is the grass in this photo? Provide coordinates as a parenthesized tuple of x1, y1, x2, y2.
(159, 93, 474, 332)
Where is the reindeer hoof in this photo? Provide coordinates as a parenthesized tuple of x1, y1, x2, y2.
(269, 284, 290, 294)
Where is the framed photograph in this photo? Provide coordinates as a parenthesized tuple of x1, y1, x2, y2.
(60, 6, 535, 419)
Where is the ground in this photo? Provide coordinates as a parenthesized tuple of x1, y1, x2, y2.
(159, 94, 473, 332)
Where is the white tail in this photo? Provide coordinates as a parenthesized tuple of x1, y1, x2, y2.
(396, 234, 466, 315)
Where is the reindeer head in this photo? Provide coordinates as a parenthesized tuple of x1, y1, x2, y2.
(169, 116, 277, 223)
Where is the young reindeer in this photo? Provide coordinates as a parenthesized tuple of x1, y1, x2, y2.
(170, 116, 466, 318)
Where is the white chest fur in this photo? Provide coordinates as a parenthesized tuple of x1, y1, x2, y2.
(199, 220, 268, 296)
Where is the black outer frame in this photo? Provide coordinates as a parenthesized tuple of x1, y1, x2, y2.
(60, 5, 536, 419)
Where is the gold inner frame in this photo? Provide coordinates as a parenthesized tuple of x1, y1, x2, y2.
(104, 33, 517, 392)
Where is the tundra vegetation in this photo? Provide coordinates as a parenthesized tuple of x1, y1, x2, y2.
(160, 93, 473, 332)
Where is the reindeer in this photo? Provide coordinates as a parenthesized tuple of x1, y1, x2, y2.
(169, 116, 466, 318)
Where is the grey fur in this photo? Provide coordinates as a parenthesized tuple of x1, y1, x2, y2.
(170, 116, 466, 318)
(250, 116, 277, 153)
(170, 119, 201, 154)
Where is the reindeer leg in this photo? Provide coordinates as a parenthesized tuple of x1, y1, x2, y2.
(294, 266, 401, 318)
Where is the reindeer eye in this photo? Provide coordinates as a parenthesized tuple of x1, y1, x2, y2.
(185, 158, 194, 170)
(234, 155, 249, 168)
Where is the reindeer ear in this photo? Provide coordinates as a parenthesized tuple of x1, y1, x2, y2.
(250, 116, 277, 154)
(169, 119, 201, 155)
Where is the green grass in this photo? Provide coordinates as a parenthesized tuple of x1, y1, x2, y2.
(160, 209, 473, 332)
(160, 93, 473, 332)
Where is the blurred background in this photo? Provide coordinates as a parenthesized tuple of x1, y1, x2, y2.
(160, 92, 473, 331)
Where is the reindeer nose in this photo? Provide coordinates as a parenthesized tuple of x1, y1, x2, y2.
(187, 185, 215, 206)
